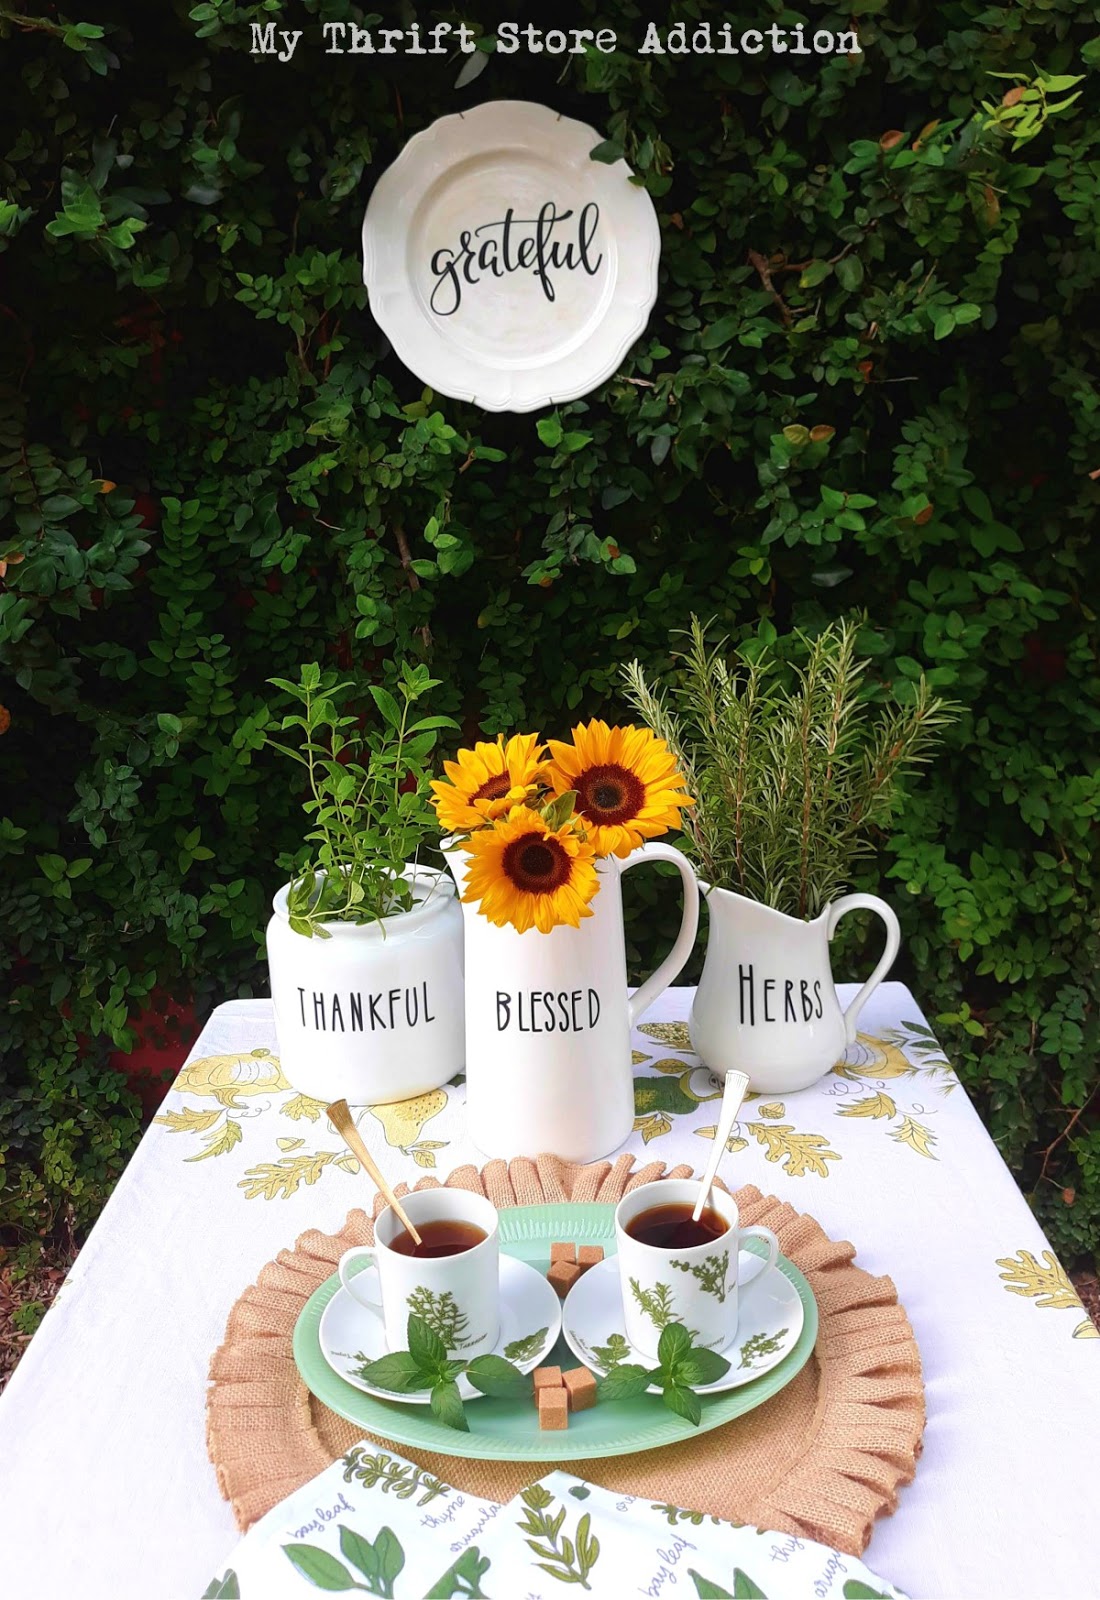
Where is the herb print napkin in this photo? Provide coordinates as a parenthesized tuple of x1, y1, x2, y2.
(203, 1443, 907, 1599)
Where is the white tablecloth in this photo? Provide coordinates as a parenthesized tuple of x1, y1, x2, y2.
(0, 983, 1096, 1600)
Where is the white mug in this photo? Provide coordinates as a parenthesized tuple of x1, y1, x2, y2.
(338, 1188, 500, 1356)
(614, 1178, 779, 1360)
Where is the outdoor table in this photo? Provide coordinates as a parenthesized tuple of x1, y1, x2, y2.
(1, 981, 1097, 1600)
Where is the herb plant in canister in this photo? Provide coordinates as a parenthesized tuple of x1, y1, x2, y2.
(625, 619, 957, 1094)
(263, 661, 464, 1106)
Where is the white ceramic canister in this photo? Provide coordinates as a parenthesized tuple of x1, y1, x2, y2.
(265, 863, 464, 1105)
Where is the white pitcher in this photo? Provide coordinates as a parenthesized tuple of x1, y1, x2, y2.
(690, 887, 901, 1094)
(447, 842, 700, 1162)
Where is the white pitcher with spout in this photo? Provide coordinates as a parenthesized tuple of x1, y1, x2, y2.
(448, 842, 700, 1162)
(690, 887, 901, 1094)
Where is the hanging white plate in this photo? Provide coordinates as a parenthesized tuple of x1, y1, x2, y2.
(362, 100, 661, 412)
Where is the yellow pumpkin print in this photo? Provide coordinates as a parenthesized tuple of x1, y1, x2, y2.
(174, 1047, 290, 1108)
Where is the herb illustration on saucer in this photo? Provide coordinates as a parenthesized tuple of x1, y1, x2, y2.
(738, 1328, 789, 1368)
(503, 1327, 549, 1363)
(671, 1249, 731, 1303)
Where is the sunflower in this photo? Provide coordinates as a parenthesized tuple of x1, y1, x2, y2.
(431, 733, 549, 835)
(545, 720, 693, 858)
(461, 806, 599, 934)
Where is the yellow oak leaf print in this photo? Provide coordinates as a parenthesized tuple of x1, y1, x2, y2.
(186, 1116, 243, 1162)
(1074, 1319, 1099, 1339)
(282, 1093, 326, 1122)
(890, 1115, 938, 1159)
(637, 1021, 694, 1053)
(747, 1122, 840, 1178)
(238, 1148, 349, 1200)
(996, 1249, 1081, 1311)
(838, 1091, 898, 1120)
(369, 1088, 449, 1169)
(277, 1136, 305, 1152)
(155, 1105, 222, 1134)
(695, 1125, 749, 1156)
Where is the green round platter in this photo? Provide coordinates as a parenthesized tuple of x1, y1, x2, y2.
(292, 1201, 818, 1462)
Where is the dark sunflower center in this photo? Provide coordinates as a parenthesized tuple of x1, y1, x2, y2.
(576, 763, 646, 827)
(502, 835, 571, 894)
(473, 772, 512, 802)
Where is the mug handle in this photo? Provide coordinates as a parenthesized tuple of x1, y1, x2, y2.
(338, 1247, 382, 1312)
(737, 1225, 779, 1289)
(826, 893, 902, 1046)
(620, 843, 701, 1027)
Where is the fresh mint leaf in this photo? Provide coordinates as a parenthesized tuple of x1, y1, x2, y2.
(358, 1351, 426, 1392)
(465, 1353, 530, 1399)
(597, 1363, 653, 1400)
(676, 1348, 731, 1387)
(657, 1321, 693, 1374)
(407, 1313, 448, 1375)
(429, 1378, 469, 1432)
(662, 1383, 702, 1427)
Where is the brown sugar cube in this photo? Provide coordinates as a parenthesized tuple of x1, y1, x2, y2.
(547, 1259, 582, 1299)
(538, 1386, 569, 1431)
(550, 1242, 576, 1265)
(576, 1245, 604, 1272)
(533, 1365, 563, 1392)
(563, 1367, 598, 1413)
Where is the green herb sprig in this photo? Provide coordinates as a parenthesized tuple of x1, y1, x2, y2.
(359, 1314, 530, 1431)
(597, 1322, 730, 1427)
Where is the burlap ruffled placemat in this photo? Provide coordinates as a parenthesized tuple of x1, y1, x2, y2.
(207, 1155, 924, 1555)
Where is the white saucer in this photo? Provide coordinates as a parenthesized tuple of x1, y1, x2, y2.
(320, 1254, 562, 1404)
(562, 1252, 804, 1394)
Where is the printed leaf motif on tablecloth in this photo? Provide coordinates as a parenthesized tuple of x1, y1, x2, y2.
(633, 1060, 722, 1144)
(186, 1116, 243, 1162)
(756, 1102, 784, 1120)
(695, 1126, 749, 1156)
(277, 1136, 305, 1152)
(155, 1105, 222, 1134)
(996, 1248, 1081, 1311)
(1073, 1319, 1099, 1339)
(282, 1093, 325, 1122)
(638, 1020, 695, 1052)
(238, 1148, 356, 1200)
(837, 1091, 897, 1120)
(635, 1111, 674, 1143)
(889, 1116, 937, 1159)
(747, 1122, 840, 1178)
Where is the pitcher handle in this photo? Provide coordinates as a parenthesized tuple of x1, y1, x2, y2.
(825, 893, 901, 1045)
(620, 843, 701, 1027)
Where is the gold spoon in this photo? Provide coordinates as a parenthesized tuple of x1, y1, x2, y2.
(326, 1098, 423, 1247)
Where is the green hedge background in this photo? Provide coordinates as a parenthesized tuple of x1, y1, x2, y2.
(1, 1, 1098, 1269)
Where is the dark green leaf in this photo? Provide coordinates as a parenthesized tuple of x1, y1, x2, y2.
(407, 1314, 448, 1374)
(465, 1353, 530, 1399)
(657, 1322, 693, 1375)
(358, 1351, 426, 1392)
(598, 1363, 653, 1400)
(430, 1379, 469, 1431)
(662, 1384, 702, 1427)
